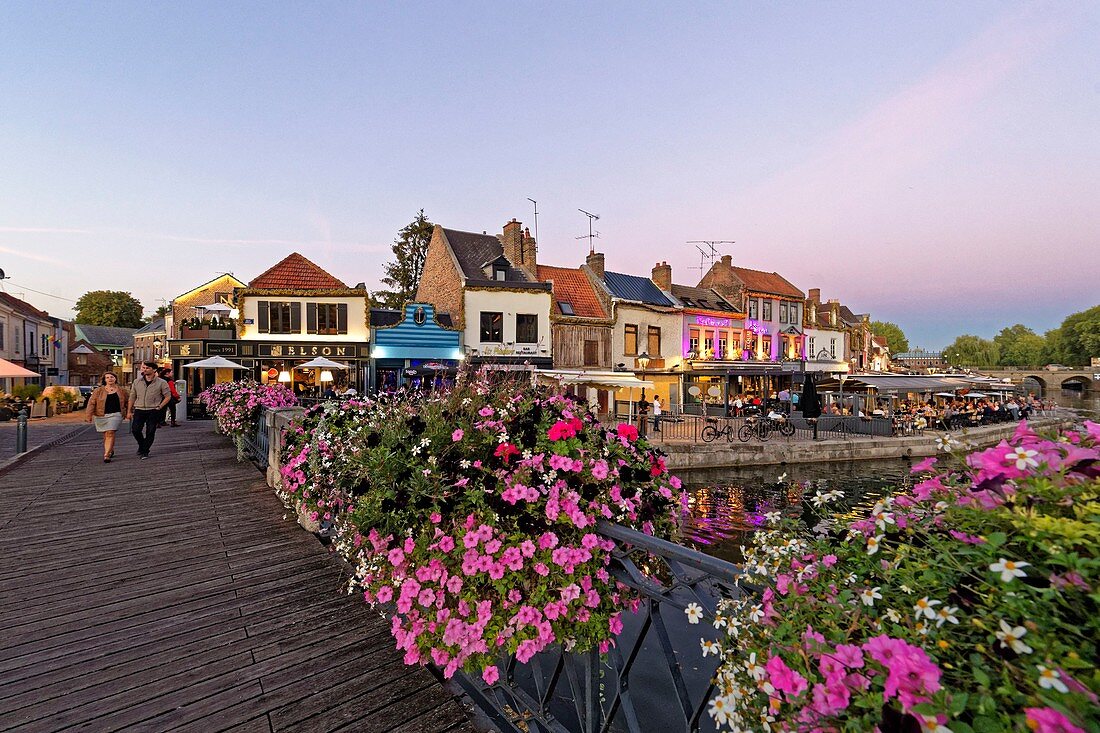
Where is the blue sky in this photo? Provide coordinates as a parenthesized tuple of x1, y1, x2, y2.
(1, 1, 1097, 348)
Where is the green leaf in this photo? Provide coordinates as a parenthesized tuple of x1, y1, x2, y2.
(972, 715, 1000, 733)
(949, 693, 970, 715)
(986, 531, 1007, 547)
(972, 666, 991, 688)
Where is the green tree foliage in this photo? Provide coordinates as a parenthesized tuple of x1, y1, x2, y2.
(372, 209, 434, 309)
(869, 321, 909, 354)
(943, 334, 1000, 369)
(74, 290, 144, 328)
(993, 324, 1046, 367)
(1052, 305, 1100, 366)
(143, 305, 170, 324)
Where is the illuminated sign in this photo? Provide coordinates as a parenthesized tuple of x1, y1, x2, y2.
(694, 316, 731, 328)
(746, 320, 769, 335)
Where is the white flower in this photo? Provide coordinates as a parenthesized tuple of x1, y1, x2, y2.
(995, 620, 1033, 654)
(812, 519, 834, 536)
(763, 511, 782, 524)
(885, 608, 901, 623)
(685, 603, 704, 624)
(914, 621, 930, 636)
(459, 459, 471, 469)
(872, 507, 895, 531)
(1037, 665, 1068, 693)
(1005, 446, 1040, 471)
(777, 473, 788, 482)
(707, 694, 733, 726)
(919, 714, 954, 733)
(935, 434, 960, 452)
(701, 638, 721, 657)
(866, 535, 884, 555)
(989, 558, 1029, 583)
(743, 652, 766, 681)
(860, 587, 882, 607)
(935, 606, 959, 627)
(748, 604, 765, 623)
(811, 491, 830, 508)
(899, 584, 914, 595)
(913, 597, 942, 620)
(844, 572, 857, 585)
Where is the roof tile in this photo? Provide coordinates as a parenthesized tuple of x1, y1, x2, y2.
(730, 266, 804, 299)
(250, 253, 347, 289)
(537, 265, 607, 318)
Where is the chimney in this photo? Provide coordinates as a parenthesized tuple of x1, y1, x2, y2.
(720, 254, 732, 267)
(521, 227, 537, 273)
(502, 219, 523, 267)
(586, 251, 605, 279)
(651, 261, 672, 291)
(808, 288, 820, 304)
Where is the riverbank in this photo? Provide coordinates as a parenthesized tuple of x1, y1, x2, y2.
(663, 415, 1074, 475)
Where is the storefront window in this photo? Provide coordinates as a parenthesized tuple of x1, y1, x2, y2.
(480, 312, 503, 343)
(516, 314, 538, 343)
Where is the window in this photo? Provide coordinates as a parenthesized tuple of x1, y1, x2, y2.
(790, 303, 799, 324)
(480, 312, 503, 342)
(516, 314, 538, 343)
(583, 340, 599, 366)
(830, 339, 836, 359)
(762, 300, 773, 321)
(762, 335, 773, 359)
(557, 301, 575, 316)
(748, 299, 758, 320)
(76, 354, 87, 365)
(42, 334, 49, 357)
(258, 301, 300, 334)
(730, 337, 741, 357)
(718, 336, 727, 359)
(624, 324, 638, 356)
(688, 328, 699, 356)
(808, 336, 816, 357)
(779, 302, 788, 323)
(493, 266, 507, 281)
(647, 326, 661, 356)
(307, 303, 347, 335)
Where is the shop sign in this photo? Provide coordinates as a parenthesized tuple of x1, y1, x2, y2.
(243, 318, 254, 325)
(746, 320, 769, 335)
(694, 316, 731, 328)
(169, 340, 202, 357)
(256, 343, 360, 358)
(267, 368, 278, 379)
(206, 343, 239, 356)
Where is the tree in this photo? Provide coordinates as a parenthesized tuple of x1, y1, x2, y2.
(870, 321, 909, 355)
(143, 305, 170, 324)
(1055, 304, 1100, 366)
(942, 334, 1000, 369)
(372, 209, 434, 309)
(992, 324, 1046, 367)
(74, 290, 144, 328)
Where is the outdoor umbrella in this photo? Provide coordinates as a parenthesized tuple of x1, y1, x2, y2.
(195, 303, 233, 314)
(296, 356, 352, 370)
(800, 374, 822, 419)
(0, 358, 39, 378)
(183, 356, 249, 370)
(935, 392, 956, 397)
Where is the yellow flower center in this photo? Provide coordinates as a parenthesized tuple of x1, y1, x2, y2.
(1005, 562, 1017, 570)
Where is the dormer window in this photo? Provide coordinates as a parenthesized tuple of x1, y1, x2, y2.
(493, 265, 507, 281)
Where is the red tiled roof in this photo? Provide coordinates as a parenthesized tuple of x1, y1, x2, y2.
(731, 266, 804, 299)
(537, 265, 607, 318)
(250, 253, 347, 289)
(0, 291, 49, 319)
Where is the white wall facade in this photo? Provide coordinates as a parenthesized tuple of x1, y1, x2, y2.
(463, 288, 552, 358)
(238, 295, 370, 342)
(611, 304, 683, 369)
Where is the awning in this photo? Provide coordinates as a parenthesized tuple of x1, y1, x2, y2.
(818, 374, 971, 393)
(536, 370, 655, 390)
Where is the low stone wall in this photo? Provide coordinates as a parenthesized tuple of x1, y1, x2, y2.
(663, 416, 1072, 473)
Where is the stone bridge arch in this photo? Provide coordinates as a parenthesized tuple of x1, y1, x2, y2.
(1060, 375, 1094, 393)
(1021, 374, 1047, 396)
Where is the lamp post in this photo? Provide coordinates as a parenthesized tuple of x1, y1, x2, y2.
(153, 337, 162, 362)
(637, 351, 650, 438)
(839, 372, 849, 415)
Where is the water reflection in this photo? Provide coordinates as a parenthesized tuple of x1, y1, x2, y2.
(682, 459, 918, 563)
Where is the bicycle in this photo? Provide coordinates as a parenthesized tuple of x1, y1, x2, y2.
(764, 413, 796, 437)
(737, 415, 772, 442)
(700, 418, 735, 443)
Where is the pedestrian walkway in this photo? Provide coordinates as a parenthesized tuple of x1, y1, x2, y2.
(0, 414, 89, 463)
(0, 422, 476, 733)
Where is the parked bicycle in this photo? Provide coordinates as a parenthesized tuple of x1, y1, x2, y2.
(763, 412, 796, 437)
(738, 415, 771, 442)
(701, 417, 735, 443)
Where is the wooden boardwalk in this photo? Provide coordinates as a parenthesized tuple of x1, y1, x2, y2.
(0, 422, 477, 733)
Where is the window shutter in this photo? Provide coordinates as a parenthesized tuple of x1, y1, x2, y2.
(290, 302, 301, 333)
(258, 301, 269, 333)
(306, 303, 318, 334)
(337, 303, 348, 334)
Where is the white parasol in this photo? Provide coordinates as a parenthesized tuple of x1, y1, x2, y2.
(183, 356, 249, 370)
(296, 356, 352, 370)
(0, 358, 39, 378)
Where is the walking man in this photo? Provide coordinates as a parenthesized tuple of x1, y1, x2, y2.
(127, 361, 172, 460)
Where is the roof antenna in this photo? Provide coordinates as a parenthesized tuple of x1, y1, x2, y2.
(526, 198, 538, 254)
(578, 209, 600, 254)
(686, 240, 734, 276)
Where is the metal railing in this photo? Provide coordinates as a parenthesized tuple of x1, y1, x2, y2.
(242, 406, 271, 468)
(447, 521, 747, 733)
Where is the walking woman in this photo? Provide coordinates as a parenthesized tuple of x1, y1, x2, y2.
(85, 371, 129, 463)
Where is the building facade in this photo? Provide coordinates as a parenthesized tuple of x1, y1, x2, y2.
(369, 303, 462, 391)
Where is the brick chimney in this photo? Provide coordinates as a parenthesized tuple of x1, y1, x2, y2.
(651, 261, 672, 291)
(720, 254, 732, 267)
(522, 227, 537, 269)
(502, 219, 524, 269)
(586, 250, 605, 279)
(808, 288, 821, 304)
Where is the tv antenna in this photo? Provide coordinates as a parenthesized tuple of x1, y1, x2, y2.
(0, 268, 8, 280)
(526, 198, 539, 253)
(578, 209, 600, 254)
(686, 240, 734, 276)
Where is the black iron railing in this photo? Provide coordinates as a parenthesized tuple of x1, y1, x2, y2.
(447, 521, 747, 733)
(243, 407, 271, 468)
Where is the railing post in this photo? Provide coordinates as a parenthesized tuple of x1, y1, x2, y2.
(15, 407, 28, 454)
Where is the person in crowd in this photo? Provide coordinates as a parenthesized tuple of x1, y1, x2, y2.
(731, 394, 744, 417)
(158, 367, 180, 427)
(322, 384, 338, 399)
(652, 395, 662, 433)
(127, 361, 171, 460)
(85, 371, 129, 463)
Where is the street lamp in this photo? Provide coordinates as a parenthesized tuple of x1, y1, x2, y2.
(153, 337, 162, 361)
(636, 351, 651, 438)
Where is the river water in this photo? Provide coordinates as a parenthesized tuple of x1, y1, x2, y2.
(681, 390, 1098, 563)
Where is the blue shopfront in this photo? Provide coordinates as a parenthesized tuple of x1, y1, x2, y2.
(369, 304, 463, 391)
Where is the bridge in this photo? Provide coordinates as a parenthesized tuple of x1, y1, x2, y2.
(977, 367, 1099, 397)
